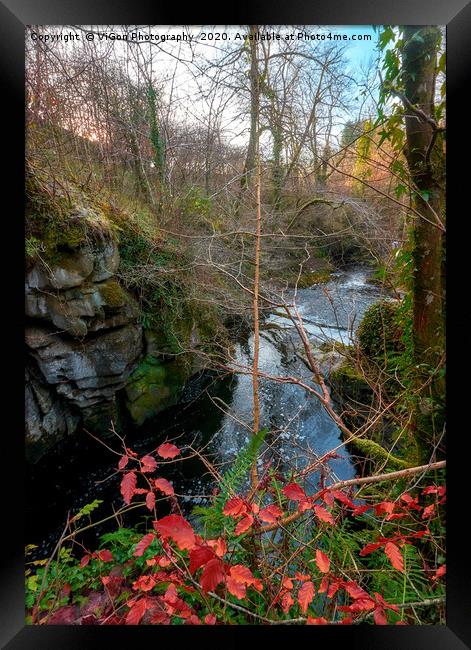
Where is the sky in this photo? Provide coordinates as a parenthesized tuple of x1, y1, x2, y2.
(30, 25, 383, 149)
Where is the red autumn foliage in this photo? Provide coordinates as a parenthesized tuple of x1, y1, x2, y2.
(134, 533, 156, 557)
(140, 455, 157, 473)
(282, 483, 306, 501)
(235, 514, 254, 535)
(258, 504, 283, 523)
(120, 471, 137, 505)
(298, 581, 315, 613)
(315, 549, 330, 573)
(189, 545, 215, 574)
(154, 477, 174, 496)
(153, 514, 196, 550)
(200, 558, 226, 592)
(223, 497, 248, 518)
(313, 505, 335, 525)
(156, 443, 180, 459)
(384, 541, 404, 572)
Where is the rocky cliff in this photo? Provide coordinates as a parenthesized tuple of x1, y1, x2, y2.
(25, 239, 143, 459)
(25, 170, 228, 461)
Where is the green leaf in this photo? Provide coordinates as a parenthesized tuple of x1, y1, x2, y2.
(379, 26, 395, 50)
(394, 184, 407, 198)
(73, 499, 103, 520)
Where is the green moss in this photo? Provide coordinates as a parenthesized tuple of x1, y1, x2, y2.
(357, 299, 403, 361)
(25, 168, 116, 265)
(330, 359, 371, 403)
(98, 279, 127, 308)
(125, 355, 189, 426)
(348, 437, 410, 470)
(295, 269, 332, 288)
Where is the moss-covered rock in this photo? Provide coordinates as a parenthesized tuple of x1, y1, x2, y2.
(357, 299, 403, 360)
(330, 359, 373, 412)
(124, 354, 189, 426)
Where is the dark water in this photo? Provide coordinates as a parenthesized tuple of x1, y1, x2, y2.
(26, 267, 389, 559)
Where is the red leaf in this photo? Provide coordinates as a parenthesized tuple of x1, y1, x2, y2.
(322, 491, 335, 507)
(359, 542, 383, 557)
(125, 598, 148, 625)
(281, 591, 294, 613)
(252, 578, 264, 592)
(422, 485, 440, 495)
(294, 572, 310, 582)
(140, 455, 157, 473)
(205, 614, 217, 624)
(374, 607, 388, 625)
(154, 477, 174, 496)
(229, 564, 255, 585)
(157, 443, 180, 459)
(185, 614, 201, 625)
(313, 505, 335, 525)
(163, 583, 178, 603)
(282, 577, 294, 590)
(384, 542, 404, 572)
(134, 533, 156, 557)
(298, 581, 315, 613)
(432, 564, 446, 581)
(374, 592, 398, 612)
(207, 538, 227, 558)
(422, 504, 436, 519)
(258, 504, 283, 523)
(400, 493, 417, 506)
(200, 558, 225, 592)
(150, 611, 171, 624)
(223, 497, 247, 519)
(315, 549, 330, 573)
(235, 514, 254, 535)
(47, 606, 77, 625)
(189, 545, 215, 574)
(118, 455, 129, 470)
(226, 576, 246, 599)
(385, 513, 406, 521)
(132, 575, 157, 592)
(146, 491, 156, 511)
(327, 582, 340, 599)
(298, 499, 313, 512)
(97, 549, 113, 562)
(154, 514, 196, 550)
(80, 554, 90, 568)
(282, 483, 306, 501)
(352, 504, 371, 516)
(347, 598, 375, 612)
(375, 501, 395, 516)
(332, 490, 355, 508)
(343, 581, 370, 601)
(120, 471, 137, 505)
(318, 577, 329, 594)
(307, 616, 328, 625)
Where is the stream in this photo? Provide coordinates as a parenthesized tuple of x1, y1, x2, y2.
(26, 266, 390, 559)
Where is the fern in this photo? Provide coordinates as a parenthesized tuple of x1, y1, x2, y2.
(193, 429, 267, 536)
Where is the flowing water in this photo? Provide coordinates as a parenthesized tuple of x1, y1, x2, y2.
(26, 266, 390, 558)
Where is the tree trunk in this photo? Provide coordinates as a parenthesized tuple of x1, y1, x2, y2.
(400, 26, 445, 451)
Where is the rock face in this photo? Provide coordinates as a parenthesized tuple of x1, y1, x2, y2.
(25, 240, 143, 459)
